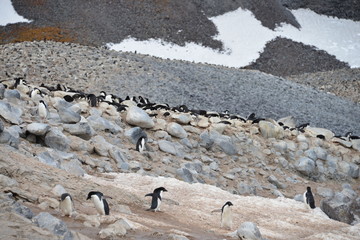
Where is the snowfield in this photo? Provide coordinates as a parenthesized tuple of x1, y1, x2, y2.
(108, 8, 360, 68)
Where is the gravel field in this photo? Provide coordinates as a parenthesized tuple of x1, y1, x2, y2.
(1, 41, 359, 136)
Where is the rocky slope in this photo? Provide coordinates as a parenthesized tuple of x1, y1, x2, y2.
(0, 42, 360, 239)
(1, 41, 359, 136)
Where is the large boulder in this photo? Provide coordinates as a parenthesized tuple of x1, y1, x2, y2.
(295, 157, 315, 177)
(26, 123, 50, 136)
(166, 122, 188, 139)
(125, 106, 154, 128)
(44, 128, 70, 151)
(321, 188, 360, 225)
(63, 122, 95, 140)
(33, 212, 73, 240)
(259, 120, 284, 139)
(87, 115, 122, 134)
(0, 100, 23, 124)
(58, 107, 81, 124)
(237, 222, 264, 240)
(0, 83, 5, 99)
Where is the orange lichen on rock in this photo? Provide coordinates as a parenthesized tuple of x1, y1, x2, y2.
(0, 26, 76, 44)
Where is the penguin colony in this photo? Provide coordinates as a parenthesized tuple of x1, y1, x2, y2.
(3, 77, 356, 230)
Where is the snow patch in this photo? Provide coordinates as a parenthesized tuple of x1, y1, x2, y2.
(108, 8, 360, 68)
(0, 0, 32, 26)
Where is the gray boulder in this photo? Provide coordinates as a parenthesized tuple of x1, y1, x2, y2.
(124, 127, 147, 144)
(58, 107, 81, 124)
(0, 83, 5, 99)
(176, 167, 197, 183)
(33, 212, 73, 240)
(63, 122, 94, 140)
(295, 157, 315, 176)
(199, 130, 237, 155)
(87, 115, 122, 134)
(37, 151, 62, 168)
(91, 135, 112, 157)
(4, 89, 20, 99)
(166, 122, 188, 138)
(0, 100, 23, 124)
(158, 140, 184, 156)
(267, 175, 287, 189)
(321, 189, 360, 225)
(0, 130, 20, 148)
(26, 123, 50, 136)
(44, 128, 70, 151)
(109, 147, 129, 169)
(259, 120, 283, 139)
(61, 159, 86, 176)
(125, 106, 154, 128)
(237, 222, 264, 240)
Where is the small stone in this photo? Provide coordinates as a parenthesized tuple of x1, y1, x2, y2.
(237, 222, 264, 240)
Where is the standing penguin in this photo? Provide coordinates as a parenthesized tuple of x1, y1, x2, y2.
(136, 136, 147, 153)
(145, 187, 167, 212)
(221, 201, 233, 230)
(59, 193, 74, 217)
(38, 100, 49, 120)
(87, 191, 110, 215)
(303, 187, 316, 209)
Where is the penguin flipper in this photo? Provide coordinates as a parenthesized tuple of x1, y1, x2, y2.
(145, 193, 153, 197)
(103, 198, 110, 215)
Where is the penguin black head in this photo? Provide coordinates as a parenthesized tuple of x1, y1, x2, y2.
(61, 193, 73, 201)
(154, 187, 167, 193)
(86, 191, 103, 200)
(306, 186, 312, 192)
(222, 201, 233, 212)
(63, 95, 74, 102)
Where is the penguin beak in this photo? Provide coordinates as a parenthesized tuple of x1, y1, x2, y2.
(164, 188, 168, 192)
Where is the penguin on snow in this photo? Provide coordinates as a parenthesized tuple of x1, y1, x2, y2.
(87, 191, 110, 215)
(303, 186, 316, 209)
(145, 187, 167, 212)
(221, 201, 233, 230)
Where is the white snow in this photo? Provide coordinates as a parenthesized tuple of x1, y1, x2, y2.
(84, 173, 360, 240)
(108, 7, 360, 68)
(0, 0, 31, 26)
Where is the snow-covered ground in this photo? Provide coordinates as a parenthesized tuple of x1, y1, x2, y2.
(84, 173, 360, 240)
(0, 0, 31, 26)
(109, 8, 360, 68)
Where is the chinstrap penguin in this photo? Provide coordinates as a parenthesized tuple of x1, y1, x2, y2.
(145, 187, 167, 212)
(38, 100, 49, 120)
(87, 191, 110, 215)
(303, 186, 316, 209)
(136, 136, 147, 153)
(221, 201, 233, 229)
(59, 193, 74, 217)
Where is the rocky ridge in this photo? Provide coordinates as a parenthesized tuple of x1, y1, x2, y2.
(0, 58, 360, 239)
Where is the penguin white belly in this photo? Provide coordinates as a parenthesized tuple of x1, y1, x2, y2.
(303, 192, 310, 209)
(221, 206, 233, 229)
(155, 198, 161, 211)
(92, 196, 105, 215)
(60, 196, 73, 216)
(38, 103, 48, 119)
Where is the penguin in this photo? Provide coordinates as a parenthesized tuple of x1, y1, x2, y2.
(29, 88, 43, 98)
(136, 136, 147, 153)
(145, 187, 167, 212)
(221, 201, 233, 230)
(86, 191, 110, 215)
(38, 100, 49, 120)
(59, 193, 74, 217)
(87, 94, 98, 107)
(303, 187, 316, 209)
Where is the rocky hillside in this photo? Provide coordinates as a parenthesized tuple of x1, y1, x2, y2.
(1, 41, 359, 136)
(0, 41, 360, 239)
(0, 0, 353, 77)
